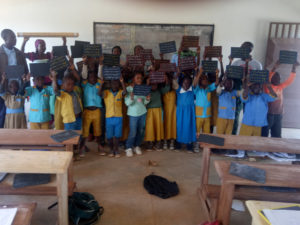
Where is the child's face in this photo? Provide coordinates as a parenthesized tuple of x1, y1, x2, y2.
(250, 83, 262, 95)
(182, 78, 191, 91)
(271, 72, 281, 86)
(224, 79, 233, 92)
(8, 80, 19, 95)
(37, 42, 46, 54)
(63, 79, 75, 92)
(112, 48, 121, 56)
(133, 74, 143, 85)
(111, 80, 120, 92)
(88, 72, 97, 85)
(134, 46, 143, 56)
(200, 77, 209, 88)
(34, 76, 45, 87)
(4, 32, 16, 49)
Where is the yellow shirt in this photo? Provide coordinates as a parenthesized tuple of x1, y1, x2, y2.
(103, 90, 123, 118)
(57, 90, 83, 123)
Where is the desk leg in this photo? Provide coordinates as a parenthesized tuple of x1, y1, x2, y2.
(216, 182, 235, 225)
(201, 147, 211, 186)
(57, 172, 69, 225)
(66, 144, 74, 193)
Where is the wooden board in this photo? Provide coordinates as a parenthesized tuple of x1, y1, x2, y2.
(17, 32, 79, 37)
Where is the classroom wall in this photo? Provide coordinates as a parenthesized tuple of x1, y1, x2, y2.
(0, 0, 299, 66)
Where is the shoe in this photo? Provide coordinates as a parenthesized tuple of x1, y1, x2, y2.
(146, 142, 153, 152)
(154, 143, 162, 152)
(125, 148, 133, 157)
(163, 141, 168, 150)
(98, 152, 106, 156)
(226, 150, 245, 158)
(169, 140, 175, 150)
(115, 153, 121, 158)
(187, 150, 194, 154)
(134, 146, 142, 155)
(193, 142, 200, 153)
(108, 152, 114, 157)
(79, 152, 85, 158)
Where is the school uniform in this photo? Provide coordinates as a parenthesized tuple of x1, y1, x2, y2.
(193, 83, 216, 133)
(176, 86, 196, 145)
(144, 87, 168, 142)
(103, 89, 123, 139)
(216, 88, 238, 135)
(163, 87, 177, 140)
(81, 80, 102, 137)
(25, 86, 53, 129)
(125, 86, 150, 149)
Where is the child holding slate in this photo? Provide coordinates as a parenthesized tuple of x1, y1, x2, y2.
(100, 77, 127, 158)
(262, 61, 299, 138)
(0, 73, 27, 128)
(80, 69, 104, 157)
(176, 74, 196, 152)
(125, 72, 150, 157)
(25, 75, 54, 129)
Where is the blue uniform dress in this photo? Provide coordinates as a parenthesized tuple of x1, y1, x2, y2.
(176, 86, 196, 144)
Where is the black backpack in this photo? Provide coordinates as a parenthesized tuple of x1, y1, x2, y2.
(143, 174, 179, 199)
(69, 192, 104, 225)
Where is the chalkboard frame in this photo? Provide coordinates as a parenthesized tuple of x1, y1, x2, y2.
(93, 22, 214, 60)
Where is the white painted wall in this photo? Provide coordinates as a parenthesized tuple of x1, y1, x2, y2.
(0, 0, 299, 66)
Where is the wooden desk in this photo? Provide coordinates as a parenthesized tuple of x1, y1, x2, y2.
(0, 150, 73, 225)
(246, 201, 295, 225)
(0, 203, 37, 225)
(0, 129, 79, 195)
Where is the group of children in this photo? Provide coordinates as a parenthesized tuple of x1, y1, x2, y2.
(0, 28, 299, 159)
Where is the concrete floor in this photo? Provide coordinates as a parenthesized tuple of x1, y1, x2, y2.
(0, 143, 252, 225)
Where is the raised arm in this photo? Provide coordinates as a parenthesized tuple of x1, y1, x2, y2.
(50, 70, 60, 96)
(120, 76, 127, 95)
(196, 46, 201, 67)
(21, 37, 29, 53)
(266, 83, 277, 98)
(0, 73, 7, 93)
(193, 67, 203, 87)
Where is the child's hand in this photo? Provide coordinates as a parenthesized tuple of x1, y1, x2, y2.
(146, 78, 150, 86)
(199, 67, 204, 76)
(23, 36, 30, 42)
(130, 92, 134, 100)
(120, 76, 124, 83)
(218, 55, 223, 62)
(146, 94, 151, 101)
(196, 46, 201, 54)
(99, 55, 104, 65)
(292, 61, 300, 72)
(228, 55, 233, 63)
(49, 70, 57, 81)
(1, 73, 6, 84)
(82, 56, 88, 64)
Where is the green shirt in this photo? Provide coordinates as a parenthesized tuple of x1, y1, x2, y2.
(147, 85, 170, 109)
(125, 86, 150, 117)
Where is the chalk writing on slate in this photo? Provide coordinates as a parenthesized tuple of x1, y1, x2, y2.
(205, 46, 222, 58)
(75, 40, 90, 47)
(5, 65, 25, 79)
(198, 134, 225, 146)
(52, 46, 68, 57)
(83, 44, 102, 57)
(249, 70, 269, 83)
(226, 65, 244, 79)
(103, 54, 120, 66)
(127, 55, 144, 67)
(71, 45, 83, 58)
(149, 71, 165, 84)
(141, 49, 153, 61)
(51, 130, 79, 143)
(133, 85, 151, 96)
(30, 63, 50, 77)
(159, 41, 177, 54)
(179, 56, 196, 71)
(102, 66, 121, 80)
(279, 50, 298, 64)
(182, 36, 199, 48)
(50, 56, 69, 72)
(159, 63, 177, 72)
(231, 47, 251, 59)
(229, 162, 266, 184)
(202, 60, 218, 73)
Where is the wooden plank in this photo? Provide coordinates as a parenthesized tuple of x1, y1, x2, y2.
(199, 134, 300, 154)
(201, 147, 211, 186)
(17, 32, 79, 38)
(0, 150, 73, 174)
(214, 160, 300, 188)
(0, 203, 37, 225)
(57, 173, 69, 225)
(296, 24, 299, 38)
(0, 129, 79, 146)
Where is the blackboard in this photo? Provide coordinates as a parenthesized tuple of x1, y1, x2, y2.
(204, 46, 222, 58)
(202, 60, 218, 73)
(231, 47, 251, 59)
(127, 55, 143, 67)
(50, 56, 69, 72)
(182, 36, 199, 48)
(103, 53, 120, 66)
(149, 71, 165, 84)
(133, 85, 151, 96)
(84, 44, 102, 57)
(94, 22, 214, 62)
(159, 41, 177, 54)
(5, 65, 25, 79)
(279, 50, 298, 64)
(102, 66, 121, 80)
(140, 49, 153, 61)
(249, 70, 269, 83)
(52, 46, 68, 57)
(179, 56, 196, 71)
(71, 45, 83, 58)
(30, 63, 50, 77)
(226, 65, 244, 79)
(158, 63, 177, 72)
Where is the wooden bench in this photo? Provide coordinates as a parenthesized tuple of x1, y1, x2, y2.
(197, 134, 300, 222)
(214, 160, 300, 225)
(0, 150, 73, 225)
(0, 129, 79, 196)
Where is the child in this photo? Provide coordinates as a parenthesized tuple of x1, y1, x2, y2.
(162, 74, 178, 150)
(125, 72, 150, 157)
(101, 78, 127, 157)
(262, 61, 298, 138)
(0, 74, 27, 128)
(80, 69, 104, 157)
(229, 78, 277, 158)
(145, 81, 169, 151)
(176, 75, 196, 152)
(52, 71, 83, 131)
(216, 77, 240, 134)
(25, 75, 53, 129)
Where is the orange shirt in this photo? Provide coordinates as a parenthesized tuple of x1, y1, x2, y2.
(264, 71, 296, 114)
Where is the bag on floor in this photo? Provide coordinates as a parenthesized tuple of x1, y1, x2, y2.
(69, 192, 104, 225)
(143, 174, 179, 199)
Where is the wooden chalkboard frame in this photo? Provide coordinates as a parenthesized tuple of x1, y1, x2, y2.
(93, 22, 214, 60)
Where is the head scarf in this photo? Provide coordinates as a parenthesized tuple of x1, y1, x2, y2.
(35, 39, 46, 50)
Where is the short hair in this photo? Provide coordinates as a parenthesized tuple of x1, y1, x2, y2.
(1, 29, 14, 40)
(112, 46, 122, 55)
(241, 41, 254, 49)
(63, 73, 76, 83)
(9, 79, 19, 88)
